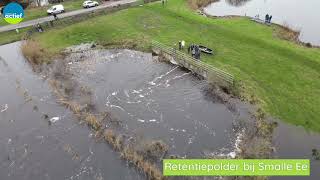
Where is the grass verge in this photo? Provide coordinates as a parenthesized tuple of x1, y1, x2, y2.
(0, 29, 28, 45)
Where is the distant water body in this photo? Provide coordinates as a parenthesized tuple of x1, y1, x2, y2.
(204, 0, 320, 46)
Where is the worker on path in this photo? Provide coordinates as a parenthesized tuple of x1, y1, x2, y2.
(53, 13, 58, 20)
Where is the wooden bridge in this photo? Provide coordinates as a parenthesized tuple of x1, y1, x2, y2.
(151, 41, 234, 88)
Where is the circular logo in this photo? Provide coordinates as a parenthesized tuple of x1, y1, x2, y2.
(3, 2, 24, 24)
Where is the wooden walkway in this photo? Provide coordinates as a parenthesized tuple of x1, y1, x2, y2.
(151, 41, 234, 88)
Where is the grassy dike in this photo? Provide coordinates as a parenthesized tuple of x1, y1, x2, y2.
(0, 28, 29, 44)
(2, 0, 320, 132)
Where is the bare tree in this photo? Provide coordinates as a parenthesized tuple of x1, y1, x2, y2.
(34, 0, 41, 6)
(0, 0, 30, 9)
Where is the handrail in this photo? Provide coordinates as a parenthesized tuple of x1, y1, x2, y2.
(151, 41, 234, 85)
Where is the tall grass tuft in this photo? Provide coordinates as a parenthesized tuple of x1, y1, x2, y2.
(104, 129, 166, 180)
(275, 22, 301, 42)
(85, 113, 102, 130)
(21, 40, 48, 65)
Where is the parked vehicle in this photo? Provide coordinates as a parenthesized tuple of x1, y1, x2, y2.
(47, 4, 65, 15)
(83, 1, 99, 8)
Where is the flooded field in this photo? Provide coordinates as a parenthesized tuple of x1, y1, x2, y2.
(1, 42, 319, 179)
(64, 48, 249, 158)
(272, 122, 320, 180)
(204, 0, 320, 46)
(0, 42, 141, 180)
(0, 42, 247, 179)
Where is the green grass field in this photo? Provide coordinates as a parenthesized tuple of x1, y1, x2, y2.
(3, 0, 320, 132)
(0, 28, 31, 44)
(0, 0, 87, 26)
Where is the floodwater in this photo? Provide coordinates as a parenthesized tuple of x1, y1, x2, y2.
(65, 48, 247, 157)
(272, 121, 320, 180)
(0, 42, 246, 179)
(0, 42, 141, 180)
(1, 42, 319, 180)
(204, 0, 320, 46)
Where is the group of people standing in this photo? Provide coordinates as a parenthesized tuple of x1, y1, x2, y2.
(177, 41, 201, 60)
(35, 23, 44, 33)
(31, 12, 59, 33)
(188, 44, 201, 60)
(265, 14, 272, 23)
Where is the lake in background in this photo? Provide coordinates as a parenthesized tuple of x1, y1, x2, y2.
(204, 0, 320, 46)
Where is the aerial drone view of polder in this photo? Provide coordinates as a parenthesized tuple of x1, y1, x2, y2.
(0, 0, 319, 179)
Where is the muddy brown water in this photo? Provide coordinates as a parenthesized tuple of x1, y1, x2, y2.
(0, 42, 319, 179)
(204, 0, 320, 46)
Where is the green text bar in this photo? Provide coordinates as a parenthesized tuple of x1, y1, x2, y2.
(163, 159, 310, 176)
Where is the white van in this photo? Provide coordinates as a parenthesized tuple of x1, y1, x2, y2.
(47, 4, 65, 15)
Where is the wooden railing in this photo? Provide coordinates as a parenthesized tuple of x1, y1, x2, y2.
(151, 41, 234, 87)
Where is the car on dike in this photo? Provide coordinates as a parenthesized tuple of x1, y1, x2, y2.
(47, 4, 65, 15)
(83, 1, 99, 8)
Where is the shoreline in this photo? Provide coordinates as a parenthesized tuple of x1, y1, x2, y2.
(2, 0, 319, 178)
(31, 44, 272, 179)
(200, 1, 319, 48)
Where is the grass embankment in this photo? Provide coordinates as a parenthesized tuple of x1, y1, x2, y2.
(7, 0, 320, 132)
(0, 0, 87, 26)
(0, 28, 29, 44)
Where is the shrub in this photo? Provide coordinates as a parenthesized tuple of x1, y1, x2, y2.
(21, 40, 48, 65)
